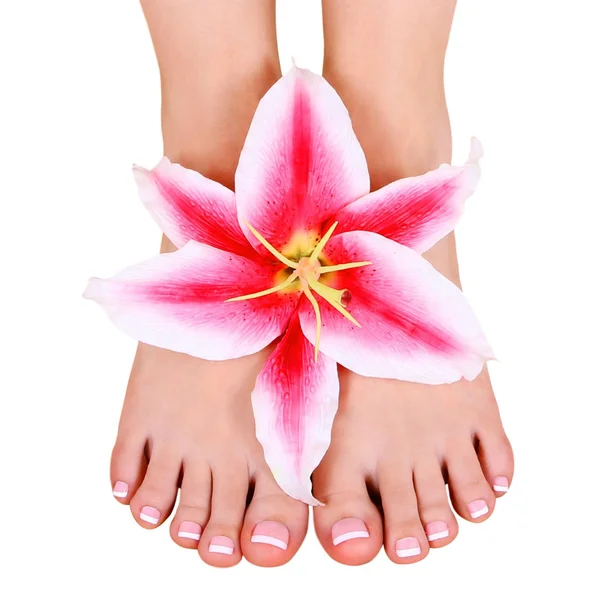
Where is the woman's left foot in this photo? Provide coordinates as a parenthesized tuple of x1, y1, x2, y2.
(311, 238, 514, 565)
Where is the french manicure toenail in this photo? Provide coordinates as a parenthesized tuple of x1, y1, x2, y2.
(251, 521, 289, 550)
(140, 506, 160, 525)
(112, 481, 128, 498)
(396, 537, 421, 558)
(209, 536, 235, 555)
(177, 521, 201, 541)
(468, 499, 489, 519)
(493, 476, 509, 493)
(331, 518, 370, 546)
(426, 521, 449, 542)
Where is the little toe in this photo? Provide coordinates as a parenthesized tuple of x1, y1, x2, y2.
(378, 464, 429, 564)
(170, 460, 212, 549)
(446, 442, 496, 522)
(414, 462, 458, 548)
(129, 449, 181, 529)
(313, 467, 383, 565)
(241, 471, 309, 568)
(110, 435, 147, 505)
(198, 461, 248, 567)
(476, 426, 515, 497)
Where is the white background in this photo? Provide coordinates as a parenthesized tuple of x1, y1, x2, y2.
(1, 0, 598, 598)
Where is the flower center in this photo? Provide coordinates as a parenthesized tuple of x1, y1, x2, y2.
(226, 221, 370, 360)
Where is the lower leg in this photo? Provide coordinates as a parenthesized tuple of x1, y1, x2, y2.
(111, 0, 308, 568)
(312, 0, 513, 565)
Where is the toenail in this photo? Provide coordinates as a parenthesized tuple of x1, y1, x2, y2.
(331, 518, 370, 546)
(209, 536, 235, 555)
(426, 521, 449, 542)
(112, 481, 128, 498)
(493, 476, 510, 493)
(396, 537, 421, 558)
(140, 506, 160, 525)
(468, 500, 489, 519)
(251, 521, 289, 550)
(177, 521, 201, 541)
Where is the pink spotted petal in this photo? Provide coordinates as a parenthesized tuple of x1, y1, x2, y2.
(299, 231, 492, 383)
(134, 158, 253, 256)
(334, 139, 483, 253)
(252, 313, 339, 505)
(235, 67, 369, 256)
(84, 241, 299, 360)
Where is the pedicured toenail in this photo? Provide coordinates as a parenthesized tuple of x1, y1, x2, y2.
(331, 518, 370, 546)
(468, 500, 489, 519)
(112, 481, 128, 498)
(493, 476, 509, 493)
(209, 536, 235, 555)
(178, 521, 201, 541)
(140, 506, 160, 525)
(396, 537, 421, 558)
(426, 521, 449, 542)
(251, 521, 289, 550)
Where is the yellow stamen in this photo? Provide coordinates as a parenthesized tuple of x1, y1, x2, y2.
(308, 277, 361, 328)
(245, 221, 298, 269)
(226, 273, 298, 302)
(303, 285, 322, 360)
(309, 221, 338, 263)
(319, 261, 372, 274)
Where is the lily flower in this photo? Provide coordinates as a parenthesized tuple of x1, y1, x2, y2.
(85, 67, 491, 505)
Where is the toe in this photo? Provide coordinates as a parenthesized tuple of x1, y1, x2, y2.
(414, 461, 458, 548)
(312, 466, 383, 565)
(378, 463, 429, 564)
(110, 435, 147, 505)
(170, 459, 211, 549)
(129, 448, 181, 529)
(241, 470, 309, 567)
(476, 425, 515, 498)
(198, 460, 248, 567)
(446, 442, 496, 522)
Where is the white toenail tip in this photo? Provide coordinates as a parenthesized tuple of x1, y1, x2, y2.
(427, 530, 449, 542)
(493, 485, 509, 492)
(113, 491, 127, 498)
(470, 506, 489, 519)
(251, 535, 288, 550)
(178, 532, 200, 541)
(140, 514, 159, 525)
(397, 547, 421, 558)
(209, 544, 234, 555)
(332, 531, 370, 546)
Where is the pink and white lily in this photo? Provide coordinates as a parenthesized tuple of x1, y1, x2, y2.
(85, 68, 491, 505)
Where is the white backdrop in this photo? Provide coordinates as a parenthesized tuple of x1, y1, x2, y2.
(1, 1, 598, 598)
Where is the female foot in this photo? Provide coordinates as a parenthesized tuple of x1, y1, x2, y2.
(109, 0, 307, 567)
(312, 0, 514, 565)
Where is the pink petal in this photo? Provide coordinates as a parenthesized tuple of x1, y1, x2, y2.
(84, 241, 299, 360)
(252, 313, 339, 505)
(299, 231, 492, 383)
(334, 139, 483, 253)
(235, 67, 369, 256)
(134, 158, 253, 256)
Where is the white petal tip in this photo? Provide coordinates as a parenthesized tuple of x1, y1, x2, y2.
(469, 137, 484, 163)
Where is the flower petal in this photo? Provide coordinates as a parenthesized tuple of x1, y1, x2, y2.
(334, 139, 483, 253)
(252, 313, 339, 505)
(235, 67, 370, 256)
(134, 158, 253, 256)
(84, 241, 298, 360)
(299, 231, 492, 383)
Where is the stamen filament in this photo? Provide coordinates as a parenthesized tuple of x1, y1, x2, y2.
(303, 286, 322, 360)
(226, 273, 298, 302)
(308, 277, 361, 328)
(245, 221, 298, 269)
(319, 261, 372, 274)
(309, 221, 338, 263)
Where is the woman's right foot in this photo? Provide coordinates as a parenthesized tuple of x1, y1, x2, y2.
(112, 342, 308, 567)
